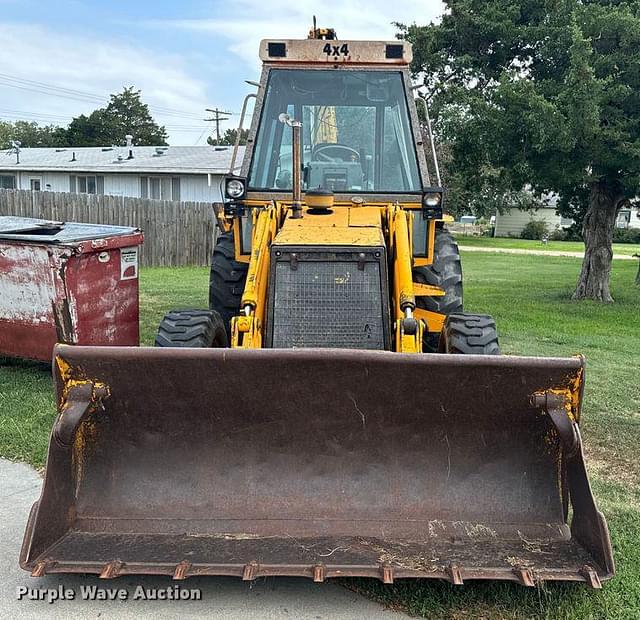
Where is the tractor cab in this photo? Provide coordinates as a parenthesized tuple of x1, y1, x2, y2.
(248, 67, 422, 195)
(231, 36, 437, 205)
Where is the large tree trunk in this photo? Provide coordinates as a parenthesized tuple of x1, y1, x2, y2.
(572, 182, 623, 302)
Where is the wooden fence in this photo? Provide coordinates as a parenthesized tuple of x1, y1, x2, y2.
(0, 189, 215, 267)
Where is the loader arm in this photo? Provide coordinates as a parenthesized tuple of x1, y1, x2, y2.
(231, 206, 277, 348)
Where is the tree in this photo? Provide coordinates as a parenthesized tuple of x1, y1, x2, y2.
(0, 88, 167, 151)
(0, 121, 67, 149)
(416, 94, 545, 220)
(66, 87, 168, 147)
(400, 1, 640, 301)
(208, 127, 249, 147)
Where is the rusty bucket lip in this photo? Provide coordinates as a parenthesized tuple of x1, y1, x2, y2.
(21, 551, 611, 588)
(21, 518, 613, 587)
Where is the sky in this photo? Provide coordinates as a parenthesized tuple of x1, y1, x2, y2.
(0, 0, 443, 145)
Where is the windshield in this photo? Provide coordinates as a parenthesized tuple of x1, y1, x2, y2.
(248, 69, 422, 193)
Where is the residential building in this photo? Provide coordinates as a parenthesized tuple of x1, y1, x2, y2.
(616, 207, 640, 229)
(495, 203, 640, 237)
(0, 145, 244, 202)
(494, 205, 572, 237)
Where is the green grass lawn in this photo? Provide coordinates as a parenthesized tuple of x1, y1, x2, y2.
(455, 234, 640, 256)
(1, 254, 639, 618)
(0, 267, 210, 465)
(350, 252, 640, 619)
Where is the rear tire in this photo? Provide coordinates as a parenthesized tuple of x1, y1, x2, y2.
(414, 229, 463, 352)
(440, 312, 500, 355)
(209, 232, 248, 341)
(155, 309, 228, 348)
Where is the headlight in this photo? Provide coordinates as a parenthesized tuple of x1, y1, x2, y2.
(225, 177, 246, 200)
(422, 188, 444, 219)
(423, 193, 441, 207)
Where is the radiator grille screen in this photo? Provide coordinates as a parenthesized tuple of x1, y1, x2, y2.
(271, 259, 385, 349)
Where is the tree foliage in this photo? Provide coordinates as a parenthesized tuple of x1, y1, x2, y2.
(65, 87, 168, 146)
(1, 88, 168, 150)
(0, 121, 67, 149)
(208, 128, 249, 147)
(400, 0, 640, 300)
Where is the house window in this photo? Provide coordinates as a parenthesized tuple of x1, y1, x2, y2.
(617, 210, 631, 229)
(140, 176, 181, 201)
(70, 175, 104, 195)
(30, 179, 41, 191)
(0, 175, 16, 189)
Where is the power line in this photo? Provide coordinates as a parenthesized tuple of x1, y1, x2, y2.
(0, 72, 238, 121)
(194, 126, 211, 146)
(0, 72, 204, 118)
(0, 109, 70, 122)
(0, 114, 210, 130)
(0, 72, 111, 99)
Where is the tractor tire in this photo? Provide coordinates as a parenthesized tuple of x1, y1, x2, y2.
(155, 309, 228, 348)
(440, 312, 500, 355)
(209, 232, 248, 341)
(414, 228, 463, 352)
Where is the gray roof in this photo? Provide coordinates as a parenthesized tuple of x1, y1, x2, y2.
(0, 145, 245, 175)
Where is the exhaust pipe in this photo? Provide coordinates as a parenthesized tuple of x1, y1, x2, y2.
(279, 113, 303, 219)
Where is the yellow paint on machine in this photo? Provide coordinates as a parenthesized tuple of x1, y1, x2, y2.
(54, 355, 110, 408)
(533, 365, 584, 423)
(227, 200, 445, 352)
(54, 355, 111, 493)
(274, 206, 385, 247)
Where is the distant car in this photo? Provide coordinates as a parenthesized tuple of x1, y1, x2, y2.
(460, 215, 477, 224)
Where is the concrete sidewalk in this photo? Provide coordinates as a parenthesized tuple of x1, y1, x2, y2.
(0, 458, 408, 620)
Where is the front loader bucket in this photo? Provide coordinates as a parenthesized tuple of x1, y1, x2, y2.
(21, 345, 614, 587)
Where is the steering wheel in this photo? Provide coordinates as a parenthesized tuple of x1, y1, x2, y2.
(313, 143, 361, 163)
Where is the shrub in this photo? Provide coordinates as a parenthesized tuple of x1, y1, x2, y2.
(550, 228, 568, 241)
(521, 219, 549, 240)
(561, 223, 583, 241)
(613, 227, 640, 244)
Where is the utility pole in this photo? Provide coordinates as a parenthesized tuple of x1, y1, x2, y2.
(204, 108, 232, 145)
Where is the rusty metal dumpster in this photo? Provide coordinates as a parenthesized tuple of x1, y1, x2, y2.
(0, 216, 143, 361)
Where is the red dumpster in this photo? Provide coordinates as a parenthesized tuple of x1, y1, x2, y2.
(0, 216, 143, 361)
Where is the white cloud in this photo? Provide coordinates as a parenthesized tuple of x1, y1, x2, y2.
(147, 0, 443, 70)
(0, 23, 211, 145)
(0, 5, 444, 145)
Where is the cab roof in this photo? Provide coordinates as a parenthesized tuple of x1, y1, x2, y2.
(259, 39, 413, 66)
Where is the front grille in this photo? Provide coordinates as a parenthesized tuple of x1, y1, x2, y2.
(268, 248, 388, 350)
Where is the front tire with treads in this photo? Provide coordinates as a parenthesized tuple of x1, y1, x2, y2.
(414, 229, 463, 352)
(440, 312, 500, 355)
(209, 232, 248, 342)
(155, 309, 228, 348)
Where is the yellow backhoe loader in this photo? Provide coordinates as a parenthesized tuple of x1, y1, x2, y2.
(21, 26, 614, 588)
